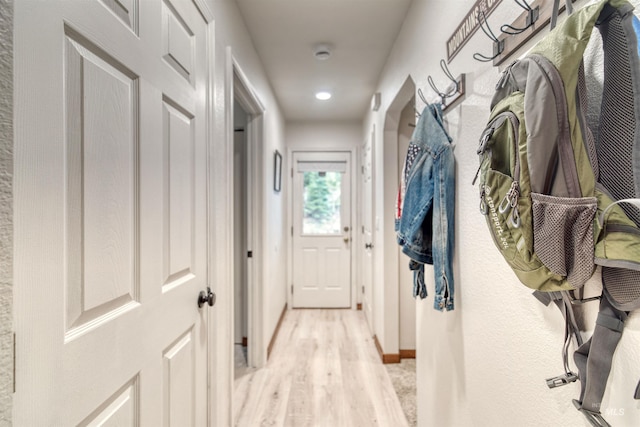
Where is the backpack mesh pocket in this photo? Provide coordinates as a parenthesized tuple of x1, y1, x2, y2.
(531, 193, 597, 289)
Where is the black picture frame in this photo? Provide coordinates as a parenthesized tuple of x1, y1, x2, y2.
(274, 150, 282, 192)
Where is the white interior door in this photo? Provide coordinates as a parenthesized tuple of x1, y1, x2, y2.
(292, 152, 352, 308)
(362, 132, 375, 331)
(14, 1, 210, 425)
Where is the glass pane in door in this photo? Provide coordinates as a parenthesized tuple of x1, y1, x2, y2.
(302, 171, 342, 235)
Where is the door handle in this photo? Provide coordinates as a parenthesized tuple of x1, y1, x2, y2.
(198, 287, 216, 308)
(343, 237, 350, 243)
(365, 243, 373, 249)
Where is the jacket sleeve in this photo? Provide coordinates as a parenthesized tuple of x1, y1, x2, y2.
(431, 147, 455, 311)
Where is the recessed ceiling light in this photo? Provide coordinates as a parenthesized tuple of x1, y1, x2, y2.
(315, 91, 332, 101)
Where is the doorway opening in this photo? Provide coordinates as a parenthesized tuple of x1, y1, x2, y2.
(233, 101, 251, 379)
(396, 97, 417, 358)
(228, 51, 267, 386)
(380, 75, 416, 358)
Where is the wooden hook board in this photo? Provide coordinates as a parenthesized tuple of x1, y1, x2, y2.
(493, 0, 578, 66)
(442, 74, 466, 112)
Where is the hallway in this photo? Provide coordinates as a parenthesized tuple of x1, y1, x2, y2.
(233, 309, 409, 427)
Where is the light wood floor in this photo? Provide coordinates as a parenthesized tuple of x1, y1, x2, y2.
(233, 309, 409, 427)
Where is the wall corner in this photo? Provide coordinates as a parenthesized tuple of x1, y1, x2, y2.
(0, 0, 14, 424)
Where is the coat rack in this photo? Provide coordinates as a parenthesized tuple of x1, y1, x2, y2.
(473, 10, 505, 63)
(492, 0, 578, 66)
(426, 59, 466, 112)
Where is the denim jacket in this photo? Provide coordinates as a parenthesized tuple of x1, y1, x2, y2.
(396, 103, 455, 311)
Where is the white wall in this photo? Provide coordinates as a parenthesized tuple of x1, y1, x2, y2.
(366, 0, 640, 425)
(0, 0, 12, 423)
(287, 121, 361, 150)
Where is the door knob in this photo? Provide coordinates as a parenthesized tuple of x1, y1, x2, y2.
(365, 243, 373, 249)
(344, 237, 350, 243)
(198, 287, 216, 308)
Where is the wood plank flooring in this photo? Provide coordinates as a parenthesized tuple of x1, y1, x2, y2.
(233, 309, 409, 427)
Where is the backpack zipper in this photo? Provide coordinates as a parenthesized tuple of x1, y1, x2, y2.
(472, 128, 494, 185)
(476, 111, 522, 228)
(496, 60, 519, 90)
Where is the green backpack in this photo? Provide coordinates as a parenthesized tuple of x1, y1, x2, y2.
(475, 0, 640, 424)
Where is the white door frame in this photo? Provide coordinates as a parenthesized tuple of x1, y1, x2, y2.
(287, 148, 358, 310)
(361, 128, 376, 334)
(225, 49, 266, 374)
(379, 76, 416, 355)
(192, 3, 224, 425)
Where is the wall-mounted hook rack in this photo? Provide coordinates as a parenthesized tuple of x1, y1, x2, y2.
(473, 11, 505, 63)
(492, 0, 577, 66)
(500, 0, 539, 35)
(427, 59, 466, 112)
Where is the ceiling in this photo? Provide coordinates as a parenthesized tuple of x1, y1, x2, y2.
(234, 0, 413, 122)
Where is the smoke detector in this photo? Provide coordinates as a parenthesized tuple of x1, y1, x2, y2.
(314, 44, 332, 60)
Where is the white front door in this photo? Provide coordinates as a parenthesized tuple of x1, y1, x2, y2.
(292, 152, 352, 308)
(14, 1, 211, 425)
(361, 132, 375, 331)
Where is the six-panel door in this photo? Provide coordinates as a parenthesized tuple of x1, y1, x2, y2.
(14, 0, 211, 424)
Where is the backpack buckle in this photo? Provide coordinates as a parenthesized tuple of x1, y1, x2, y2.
(477, 131, 493, 154)
(546, 372, 579, 388)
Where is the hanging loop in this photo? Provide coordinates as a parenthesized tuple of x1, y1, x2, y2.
(473, 11, 505, 62)
(501, 0, 540, 35)
(427, 59, 460, 102)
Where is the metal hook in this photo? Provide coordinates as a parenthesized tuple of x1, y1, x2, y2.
(501, 0, 539, 35)
(473, 11, 505, 62)
(417, 88, 429, 109)
(427, 59, 460, 102)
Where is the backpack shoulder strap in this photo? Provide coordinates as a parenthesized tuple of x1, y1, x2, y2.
(573, 296, 627, 426)
(577, 3, 640, 420)
(551, 0, 574, 30)
(531, 1, 608, 85)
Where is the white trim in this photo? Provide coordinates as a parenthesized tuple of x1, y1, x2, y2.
(360, 126, 375, 333)
(192, 0, 214, 23)
(226, 49, 267, 374)
(231, 57, 266, 113)
(378, 75, 415, 355)
(287, 148, 358, 310)
(350, 147, 358, 310)
(203, 17, 229, 427)
(287, 148, 293, 310)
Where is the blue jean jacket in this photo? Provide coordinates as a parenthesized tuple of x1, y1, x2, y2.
(396, 103, 455, 311)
